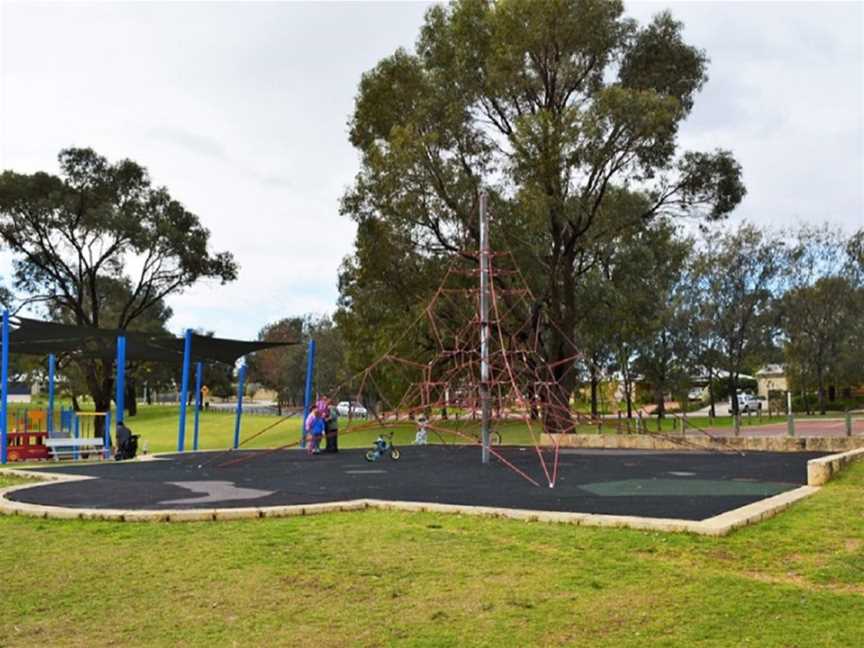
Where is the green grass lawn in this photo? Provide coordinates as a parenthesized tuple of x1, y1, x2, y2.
(1, 460, 863, 646)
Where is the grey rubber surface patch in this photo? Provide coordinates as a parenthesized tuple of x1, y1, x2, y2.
(579, 478, 793, 498)
(161, 481, 274, 505)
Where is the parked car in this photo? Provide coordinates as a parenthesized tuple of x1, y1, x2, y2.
(730, 393, 762, 414)
(336, 401, 368, 418)
(688, 387, 706, 402)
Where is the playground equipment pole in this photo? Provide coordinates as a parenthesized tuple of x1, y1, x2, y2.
(47, 354, 56, 435)
(114, 335, 126, 454)
(193, 361, 203, 450)
(115, 336, 126, 425)
(479, 191, 491, 465)
(104, 410, 112, 460)
(177, 329, 192, 451)
(233, 363, 247, 449)
(301, 339, 316, 448)
(1, 310, 8, 464)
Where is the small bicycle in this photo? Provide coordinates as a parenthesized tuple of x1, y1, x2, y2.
(366, 432, 401, 462)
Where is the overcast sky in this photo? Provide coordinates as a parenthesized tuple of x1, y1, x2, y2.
(1, 1, 861, 340)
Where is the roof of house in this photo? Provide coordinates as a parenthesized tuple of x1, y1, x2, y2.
(756, 364, 786, 377)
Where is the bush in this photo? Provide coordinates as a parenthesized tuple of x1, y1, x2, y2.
(791, 394, 864, 413)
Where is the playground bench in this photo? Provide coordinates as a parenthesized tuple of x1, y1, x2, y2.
(46, 437, 106, 461)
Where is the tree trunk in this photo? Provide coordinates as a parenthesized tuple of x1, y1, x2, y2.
(590, 365, 599, 419)
(83, 358, 113, 439)
(817, 369, 826, 415)
(728, 374, 739, 415)
(125, 378, 137, 417)
(541, 319, 577, 435)
(624, 374, 633, 419)
(708, 370, 716, 418)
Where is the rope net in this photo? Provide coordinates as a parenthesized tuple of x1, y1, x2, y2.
(218, 233, 738, 479)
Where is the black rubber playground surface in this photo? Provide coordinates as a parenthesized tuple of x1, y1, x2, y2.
(9, 447, 824, 521)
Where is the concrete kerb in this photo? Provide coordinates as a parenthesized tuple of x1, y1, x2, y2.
(2, 447, 861, 535)
(541, 433, 864, 453)
(807, 447, 864, 486)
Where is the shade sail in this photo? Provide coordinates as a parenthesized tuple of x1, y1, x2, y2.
(5, 317, 294, 364)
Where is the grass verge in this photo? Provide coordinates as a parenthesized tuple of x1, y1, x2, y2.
(1, 462, 862, 646)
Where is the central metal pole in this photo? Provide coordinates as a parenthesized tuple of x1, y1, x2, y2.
(479, 192, 491, 464)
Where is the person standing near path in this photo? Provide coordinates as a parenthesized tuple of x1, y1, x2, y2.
(324, 405, 339, 453)
(305, 405, 325, 454)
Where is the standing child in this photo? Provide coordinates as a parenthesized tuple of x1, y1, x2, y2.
(305, 405, 325, 455)
(414, 414, 429, 445)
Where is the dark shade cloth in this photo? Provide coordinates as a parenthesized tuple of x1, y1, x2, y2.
(5, 317, 295, 365)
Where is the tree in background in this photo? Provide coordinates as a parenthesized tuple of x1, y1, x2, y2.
(779, 225, 864, 413)
(690, 223, 785, 415)
(0, 148, 237, 422)
(248, 315, 345, 414)
(340, 0, 745, 431)
(628, 225, 693, 418)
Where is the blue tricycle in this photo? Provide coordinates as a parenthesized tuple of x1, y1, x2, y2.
(365, 432, 401, 462)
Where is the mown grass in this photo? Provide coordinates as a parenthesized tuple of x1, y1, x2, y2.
(1, 462, 862, 646)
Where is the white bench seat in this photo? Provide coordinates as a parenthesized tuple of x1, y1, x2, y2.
(46, 437, 106, 461)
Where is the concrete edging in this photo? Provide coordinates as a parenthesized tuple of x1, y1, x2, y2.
(807, 447, 864, 486)
(541, 433, 864, 453)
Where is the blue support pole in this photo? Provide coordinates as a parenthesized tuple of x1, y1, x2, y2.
(233, 363, 247, 449)
(300, 339, 316, 448)
(193, 361, 203, 451)
(104, 410, 112, 459)
(177, 329, 192, 452)
(47, 354, 56, 436)
(1, 310, 9, 465)
(73, 415, 80, 460)
(115, 335, 126, 427)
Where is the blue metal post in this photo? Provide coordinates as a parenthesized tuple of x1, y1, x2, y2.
(177, 329, 192, 452)
(193, 361, 203, 451)
(1, 310, 9, 464)
(300, 339, 316, 448)
(73, 415, 80, 460)
(47, 354, 56, 435)
(115, 335, 126, 427)
(233, 363, 247, 449)
(104, 410, 112, 459)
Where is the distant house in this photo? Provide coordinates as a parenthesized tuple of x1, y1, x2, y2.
(8, 381, 32, 404)
(756, 364, 787, 399)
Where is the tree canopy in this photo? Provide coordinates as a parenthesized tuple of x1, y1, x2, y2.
(340, 0, 745, 426)
(0, 147, 238, 415)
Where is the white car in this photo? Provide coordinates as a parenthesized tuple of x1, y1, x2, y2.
(336, 401, 368, 418)
(687, 387, 705, 402)
(730, 393, 762, 414)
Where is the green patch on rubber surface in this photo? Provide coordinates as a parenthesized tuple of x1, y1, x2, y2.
(579, 478, 795, 497)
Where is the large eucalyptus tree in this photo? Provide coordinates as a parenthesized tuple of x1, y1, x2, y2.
(0, 147, 238, 417)
(341, 0, 745, 430)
